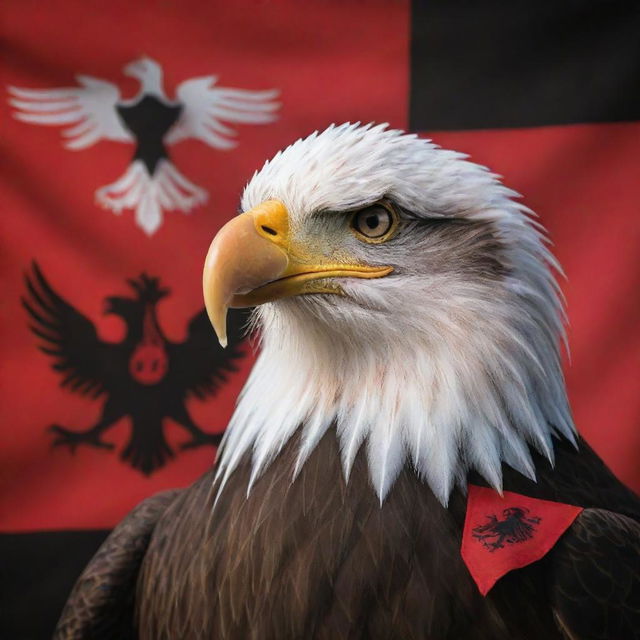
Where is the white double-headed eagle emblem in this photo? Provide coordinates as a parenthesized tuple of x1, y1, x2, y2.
(8, 57, 280, 234)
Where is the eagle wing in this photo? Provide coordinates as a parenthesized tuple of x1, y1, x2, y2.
(8, 75, 132, 150)
(166, 76, 279, 149)
(167, 307, 250, 400)
(551, 508, 640, 639)
(22, 262, 110, 398)
(53, 489, 181, 639)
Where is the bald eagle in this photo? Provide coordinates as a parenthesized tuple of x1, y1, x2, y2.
(54, 124, 640, 639)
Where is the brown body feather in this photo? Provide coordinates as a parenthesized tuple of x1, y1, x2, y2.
(55, 431, 640, 639)
(53, 489, 180, 639)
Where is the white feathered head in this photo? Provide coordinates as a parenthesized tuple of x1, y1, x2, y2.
(203, 123, 575, 504)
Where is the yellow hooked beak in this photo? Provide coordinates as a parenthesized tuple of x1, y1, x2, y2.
(203, 200, 393, 346)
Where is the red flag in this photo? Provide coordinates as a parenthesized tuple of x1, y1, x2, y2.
(461, 485, 583, 596)
(0, 0, 409, 533)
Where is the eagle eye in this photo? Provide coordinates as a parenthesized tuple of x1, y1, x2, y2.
(350, 202, 398, 243)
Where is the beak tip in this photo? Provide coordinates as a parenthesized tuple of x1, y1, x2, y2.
(218, 335, 228, 349)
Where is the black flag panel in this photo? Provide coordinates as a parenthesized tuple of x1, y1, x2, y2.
(411, 0, 640, 130)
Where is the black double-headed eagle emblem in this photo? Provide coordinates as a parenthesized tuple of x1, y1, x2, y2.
(472, 507, 542, 552)
(23, 262, 249, 475)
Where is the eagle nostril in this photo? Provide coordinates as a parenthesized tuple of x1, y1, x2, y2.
(261, 225, 277, 236)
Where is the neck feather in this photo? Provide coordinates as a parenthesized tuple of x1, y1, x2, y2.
(215, 289, 576, 506)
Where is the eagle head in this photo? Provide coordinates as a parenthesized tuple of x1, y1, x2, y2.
(203, 123, 575, 505)
(123, 56, 163, 93)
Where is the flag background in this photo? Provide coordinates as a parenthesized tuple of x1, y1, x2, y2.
(0, 1, 638, 637)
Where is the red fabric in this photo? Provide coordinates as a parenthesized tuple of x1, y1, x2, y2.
(461, 485, 583, 596)
(0, 0, 409, 531)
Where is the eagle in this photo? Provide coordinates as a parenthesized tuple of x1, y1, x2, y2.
(54, 124, 640, 639)
(8, 57, 279, 234)
(23, 263, 248, 475)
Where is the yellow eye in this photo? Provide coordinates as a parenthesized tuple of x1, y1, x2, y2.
(350, 202, 399, 243)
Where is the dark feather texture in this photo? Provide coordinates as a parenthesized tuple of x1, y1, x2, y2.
(54, 431, 640, 639)
(551, 509, 640, 640)
(53, 490, 180, 639)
